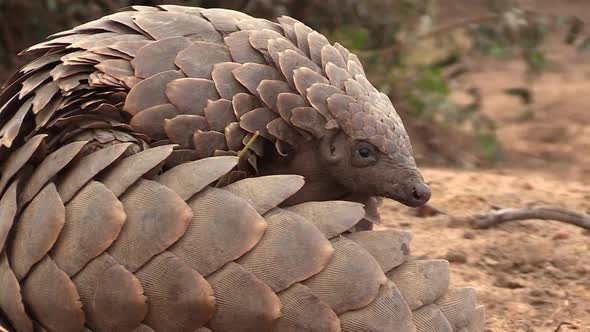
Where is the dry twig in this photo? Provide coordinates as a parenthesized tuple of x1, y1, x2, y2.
(238, 130, 260, 159)
(469, 206, 590, 230)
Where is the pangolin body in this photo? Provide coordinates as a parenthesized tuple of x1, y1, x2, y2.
(0, 5, 484, 332)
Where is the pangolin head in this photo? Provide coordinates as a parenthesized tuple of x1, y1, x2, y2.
(312, 73, 431, 208)
(250, 27, 432, 208)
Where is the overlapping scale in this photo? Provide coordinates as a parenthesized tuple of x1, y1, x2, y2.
(0, 7, 484, 332)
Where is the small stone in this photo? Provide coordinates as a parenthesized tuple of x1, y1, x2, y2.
(517, 264, 535, 274)
(552, 232, 570, 240)
(445, 249, 468, 263)
(529, 298, 549, 306)
(463, 231, 476, 239)
(413, 204, 443, 218)
(504, 301, 535, 315)
(559, 322, 581, 331)
(483, 256, 499, 266)
(494, 275, 524, 289)
(545, 288, 567, 298)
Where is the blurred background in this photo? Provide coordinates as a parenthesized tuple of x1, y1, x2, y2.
(1, 0, 589, 330)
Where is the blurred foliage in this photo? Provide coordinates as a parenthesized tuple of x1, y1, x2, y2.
(314, 0, 589, 164)
(0, 0, 588, 165)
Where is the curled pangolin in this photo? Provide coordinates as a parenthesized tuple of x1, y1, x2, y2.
(0, 5, 484, 332)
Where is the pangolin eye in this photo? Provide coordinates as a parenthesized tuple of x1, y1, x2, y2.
(351, 142, 378, 167)
(358, 147, 371, 158)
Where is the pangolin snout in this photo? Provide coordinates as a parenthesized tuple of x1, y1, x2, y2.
(406, 181, 431, 207)
(384, 175, 431, 207)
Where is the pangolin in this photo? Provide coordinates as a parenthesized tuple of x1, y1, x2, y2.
(0, 5, 484, 332)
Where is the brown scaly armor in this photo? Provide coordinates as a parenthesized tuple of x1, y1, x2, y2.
(0, 5, 484, 332)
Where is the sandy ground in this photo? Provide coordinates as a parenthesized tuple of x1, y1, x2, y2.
(379, 9, 590, 330)
(379, 168, 589, 332)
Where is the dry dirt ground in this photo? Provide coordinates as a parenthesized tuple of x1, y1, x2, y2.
(379, 169, 589, 332)
(379, 6, 590, 330)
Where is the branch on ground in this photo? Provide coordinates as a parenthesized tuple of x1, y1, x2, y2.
(467, 206, 590, 230)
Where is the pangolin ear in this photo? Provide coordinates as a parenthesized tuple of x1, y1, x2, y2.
(319, 130, 346, 164)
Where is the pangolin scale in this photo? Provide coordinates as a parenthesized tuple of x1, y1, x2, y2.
(0, 5, 484, 332)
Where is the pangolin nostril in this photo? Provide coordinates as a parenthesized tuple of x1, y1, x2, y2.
(411, 183, 431, 204)
(412, 188, 421, 200)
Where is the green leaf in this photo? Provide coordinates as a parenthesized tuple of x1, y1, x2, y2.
(478, 132, 502, 162)
(489, 45, 508, 58)
(330, 26, 370, 50)
(415, 66, 448, 95)
(524, 48, 547, 73)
